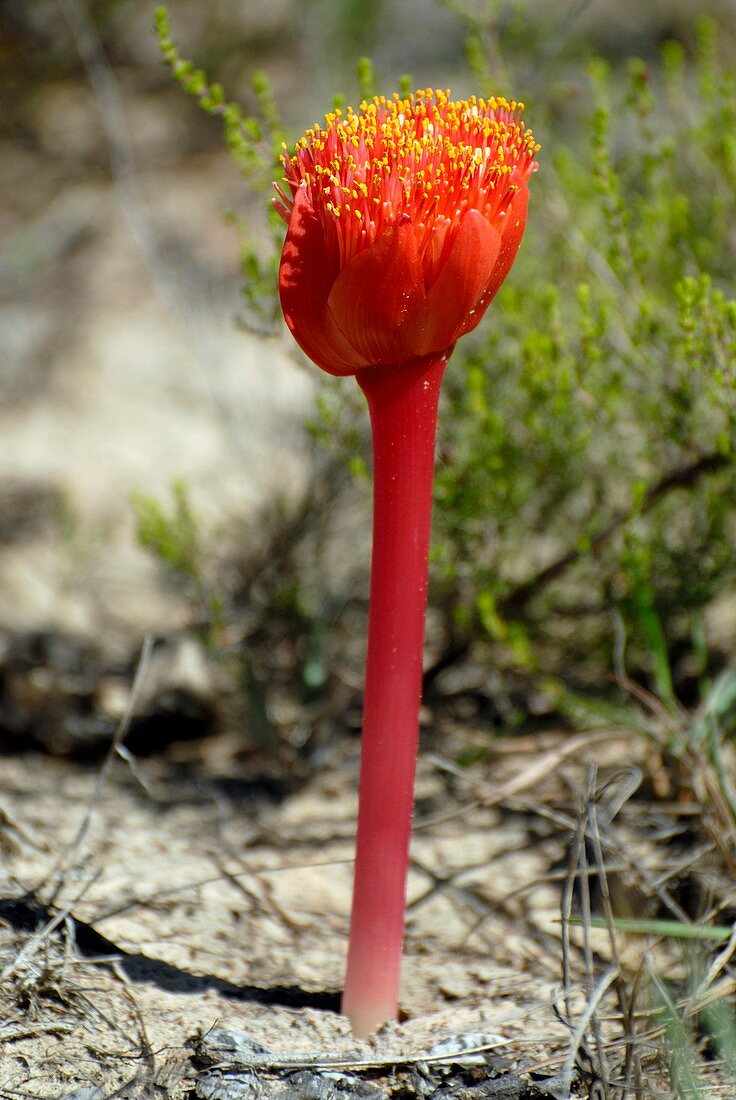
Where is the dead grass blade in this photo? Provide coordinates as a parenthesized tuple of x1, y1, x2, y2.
(38, 635, 153, 905)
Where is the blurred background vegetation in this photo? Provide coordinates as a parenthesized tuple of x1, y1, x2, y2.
(0, 0, 735, 766)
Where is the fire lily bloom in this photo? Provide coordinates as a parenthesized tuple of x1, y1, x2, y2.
(275, 88, 538, 1038)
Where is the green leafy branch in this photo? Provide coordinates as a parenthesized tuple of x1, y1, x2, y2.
(154, 6, 285, 325)
(154, 6, 284, 175)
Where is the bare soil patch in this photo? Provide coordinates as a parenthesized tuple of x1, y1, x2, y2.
(0, 723, 715, 1098)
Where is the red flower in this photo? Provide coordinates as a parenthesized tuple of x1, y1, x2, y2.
(275, 89, 538, 376)
(274, 87, 538, 1039)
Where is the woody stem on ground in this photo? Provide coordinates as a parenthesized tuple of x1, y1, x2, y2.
(341, 353, 448, 1039)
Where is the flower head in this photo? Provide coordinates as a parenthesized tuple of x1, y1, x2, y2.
(275, 89, 539, 375)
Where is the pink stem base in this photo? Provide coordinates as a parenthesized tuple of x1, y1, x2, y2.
(341, 353, 448, 1039)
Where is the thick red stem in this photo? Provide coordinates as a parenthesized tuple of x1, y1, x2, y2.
(341, 353, 448, 1038)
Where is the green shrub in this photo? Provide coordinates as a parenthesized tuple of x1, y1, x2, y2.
(155, 10, 736, 713)
(430, 30, 736, 694)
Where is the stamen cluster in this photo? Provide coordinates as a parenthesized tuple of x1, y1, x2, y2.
(276, 89, 539, 280)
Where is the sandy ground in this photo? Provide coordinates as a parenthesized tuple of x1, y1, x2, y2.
(4, 722, 722, 1097)
(0, 733, 625, 1098)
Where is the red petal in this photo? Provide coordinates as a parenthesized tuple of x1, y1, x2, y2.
(279, 188, 369, 375)
(421, 209, 501, 351)
(327, 217, 428, 365)
(475, 181, 529, 316)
